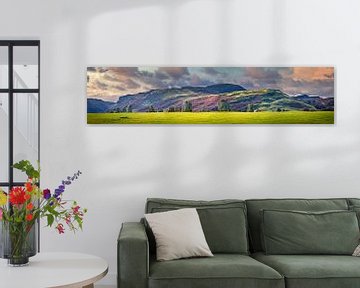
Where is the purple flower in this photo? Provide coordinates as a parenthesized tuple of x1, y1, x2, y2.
(54, 170, 82, 199)
(54, 189, 63, 198)
(43, 189, 51, 200)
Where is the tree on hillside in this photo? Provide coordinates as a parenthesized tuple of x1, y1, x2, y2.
(167, 106, 175, 112)
(183, 101, 193, 112)
(126, 105, 133, 112)
(148, 105, 156, 112)
(247, 103, 254, 112)
(218, 100, 230, 111)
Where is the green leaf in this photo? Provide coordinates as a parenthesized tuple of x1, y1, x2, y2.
(12, 160, 40, 180)
(47, 214, 54, 227)
(48, 206, 60, 217)
(75, 216, 83, 230)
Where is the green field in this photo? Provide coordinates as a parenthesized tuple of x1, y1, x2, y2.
(87, 111, 334, 124)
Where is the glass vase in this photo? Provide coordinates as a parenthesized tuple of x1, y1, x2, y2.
(0, 220, 37, 266)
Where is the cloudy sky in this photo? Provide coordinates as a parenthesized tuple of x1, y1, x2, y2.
(87, 67, 334, 102)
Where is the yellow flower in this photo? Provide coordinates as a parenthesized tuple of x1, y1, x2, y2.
(0, 190, 7, 206)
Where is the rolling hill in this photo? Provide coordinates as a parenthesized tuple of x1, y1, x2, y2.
(87, 84, 334, 113)
(87, 98, 114, 113)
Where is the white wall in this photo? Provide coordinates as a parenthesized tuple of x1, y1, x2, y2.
(1, 0, 360, 285)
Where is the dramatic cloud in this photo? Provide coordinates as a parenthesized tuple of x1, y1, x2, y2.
(291, 67, 334, 81)
(202, 67, 223, 75)
(87, 67, 334, 101)
(124, 78, 141, 89)
(157, 67, 189, 78)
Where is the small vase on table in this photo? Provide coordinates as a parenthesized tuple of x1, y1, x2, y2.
(1, 220, 37, 266)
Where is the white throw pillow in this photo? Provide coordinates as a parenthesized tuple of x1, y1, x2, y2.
(145, 208, 213, 261)
(353, 244, 360, 256)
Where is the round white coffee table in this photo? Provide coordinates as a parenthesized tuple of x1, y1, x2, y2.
(0, 252, 108, 288)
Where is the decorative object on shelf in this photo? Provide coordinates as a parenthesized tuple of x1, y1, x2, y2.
(0, 160, 87, 266)
(87, 67, 334, 125)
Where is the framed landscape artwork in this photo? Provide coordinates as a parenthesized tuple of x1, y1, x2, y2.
(87, 67, 334, 124)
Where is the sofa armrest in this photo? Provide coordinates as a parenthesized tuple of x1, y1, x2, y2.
(118, 222, 149, 288)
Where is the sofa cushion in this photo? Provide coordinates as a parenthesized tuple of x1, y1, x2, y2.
(350, 206, 360, 228)
(261, 209, 359, 255)
(347, 198, 360, 207)
(253, 252, 360, 288)
(347, 199, 360, 229)
(246, 198, 349, 252)
(149, 254, 284, 288)
(146, 198, 249, 254)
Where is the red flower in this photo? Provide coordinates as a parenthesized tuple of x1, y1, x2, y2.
(65, 214, 71, 225)
(26, 214, 33, 221)
(72, 205, 80, 215)
(26, 203, 34, 210)
(9, 187, 26, 205)
(56, 223, 65, 234)
(25, 182, 33, 192)
(24, 193, 31, 201)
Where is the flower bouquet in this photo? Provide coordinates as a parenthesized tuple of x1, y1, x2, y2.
(0, 160, 87, 266)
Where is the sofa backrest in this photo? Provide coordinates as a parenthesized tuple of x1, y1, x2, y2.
(348, 198, 360, 207)
(145, 198, 249, 255)
(245, 198, 350, 252)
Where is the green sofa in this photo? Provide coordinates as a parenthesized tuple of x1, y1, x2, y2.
(118, 198, 360, 288)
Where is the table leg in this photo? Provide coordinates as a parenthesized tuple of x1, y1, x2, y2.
(82, 284, 94, 288)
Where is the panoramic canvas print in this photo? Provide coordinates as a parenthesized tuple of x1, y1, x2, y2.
(87, 67, 334, 124)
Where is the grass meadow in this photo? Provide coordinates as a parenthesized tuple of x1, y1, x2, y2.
(87, 111, 334, 124)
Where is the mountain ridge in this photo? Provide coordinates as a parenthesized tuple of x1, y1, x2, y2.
(87, 84, 334, 113)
